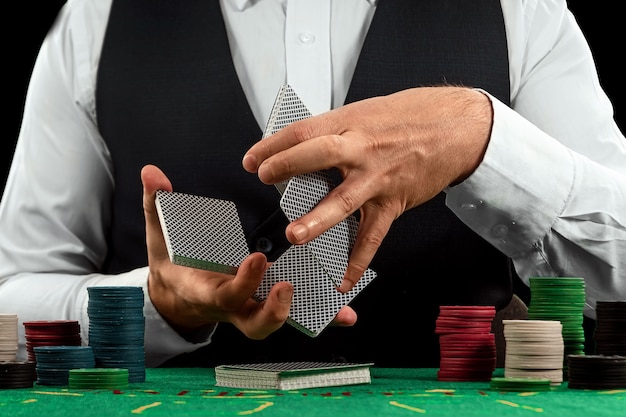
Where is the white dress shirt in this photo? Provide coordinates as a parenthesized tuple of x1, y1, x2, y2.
(1, 0, 625, 366)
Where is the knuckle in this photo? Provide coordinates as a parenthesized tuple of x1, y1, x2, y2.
(334, 190, 358, 215)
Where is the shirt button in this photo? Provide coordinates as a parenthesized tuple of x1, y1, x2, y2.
(298, 32, 316, 45)
(492, 224, 508, 237)
(255, 237, 274, 254)
(461, 200, 482, 211)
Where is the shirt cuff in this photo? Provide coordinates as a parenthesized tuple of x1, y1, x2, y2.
(445, 91, 575, 264)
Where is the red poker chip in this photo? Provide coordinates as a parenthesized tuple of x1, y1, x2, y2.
(439, 333, 495, 342)
(437, 369, 493, 381)
(441, 348, 497, 358)
(24, 334, 82, 342)
(440, 358, 497, 370)
(24, 320, 80, 328)
(436, 323, 493, 333)
(439, 306, 496, 314)
(436, 318, 494, 326)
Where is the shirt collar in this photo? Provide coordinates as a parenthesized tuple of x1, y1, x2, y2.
(230, 0, 377, 12)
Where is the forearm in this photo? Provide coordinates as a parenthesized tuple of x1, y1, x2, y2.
(0, 268, 214, 367)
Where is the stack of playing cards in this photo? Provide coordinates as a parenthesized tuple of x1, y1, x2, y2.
(214, 361, 373, 390)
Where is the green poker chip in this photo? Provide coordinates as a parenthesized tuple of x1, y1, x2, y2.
(68, 368, 129, 389)
(490, 376, 552, 392)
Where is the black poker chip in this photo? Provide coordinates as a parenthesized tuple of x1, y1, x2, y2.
(567, 354, 626, 389)
(594, 301, 626, 356)
(0, 361, 37, 389)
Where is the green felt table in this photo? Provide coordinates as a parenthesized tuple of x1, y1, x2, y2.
(0, 368, 623, 417)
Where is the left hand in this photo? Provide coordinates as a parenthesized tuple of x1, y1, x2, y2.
(243, 86, 493, 292)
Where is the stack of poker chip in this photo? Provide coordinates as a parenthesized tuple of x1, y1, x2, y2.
(566, 301, 626, 390)
(23, 320, 82, 363)
(33, 345, 96, 386)
(503, 319, 564, 385)
(527, 277, 586, 372)
(0, 313, 19, 361)
(567, 354, 626, 389)
(593, 300, 626, 355)
(68, 368, 130, 389)
(0, 361, 37, 389)
(436, 305, 497, 381)
(87, 286, 146, 383)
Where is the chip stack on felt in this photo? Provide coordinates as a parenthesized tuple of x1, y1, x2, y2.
(0, 314, 36, 389)
(436, 305, 497, 381)
(33, 346, 95, 386)
(23, 320, 82, 363)
(502, 319, 564, 385)
(566, 300, 626, 390)
(527, 277, 586, 375)
(87, 286, 146, 383)
(0, 313, 18, 362)
(593, 300, 626, 356)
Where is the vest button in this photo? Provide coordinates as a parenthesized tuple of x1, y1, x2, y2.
(255, 237, 274, 254)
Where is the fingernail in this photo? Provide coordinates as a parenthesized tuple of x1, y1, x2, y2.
(339, 279, 354, 293)
(242, 154, 257, 171)
(291, 224, 308, 242)
(278, 286, 293, 303)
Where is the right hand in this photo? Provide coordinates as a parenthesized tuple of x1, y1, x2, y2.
(141, 164, 356, 340)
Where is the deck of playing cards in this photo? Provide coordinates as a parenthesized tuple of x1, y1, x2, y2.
(214, 361, 373, 390)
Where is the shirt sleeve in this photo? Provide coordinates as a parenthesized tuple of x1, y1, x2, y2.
(0, 0, 212, 367)
(447, 1, 626, 319)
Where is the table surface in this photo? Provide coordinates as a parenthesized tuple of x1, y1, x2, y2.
(1, 368, 623, 417)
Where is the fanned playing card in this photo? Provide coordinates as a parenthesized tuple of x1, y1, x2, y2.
(155, 85, 376, 336)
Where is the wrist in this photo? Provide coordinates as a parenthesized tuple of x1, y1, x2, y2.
(449, 88, 493, 185)
(147, 269, 216, 340)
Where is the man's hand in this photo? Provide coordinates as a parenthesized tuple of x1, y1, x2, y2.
(141, 164, 356, 340)
(243, 86, 492, 293)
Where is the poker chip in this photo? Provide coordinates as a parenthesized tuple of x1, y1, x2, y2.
(527, 277, 586, 374)
(23, 320, 82, 363)
(502, 319, 564, 385)
(594, 301, 626, 356)
(0, 361, 37, 389)
(490, 376, 552, 392)
(436, 305, 497, 381)
(33, 345, 96, 386)
(87, 286, 146, 383)
(0, 314, 19, 362)
(567, 354, 626, 390)
(68, 368, 130, 389)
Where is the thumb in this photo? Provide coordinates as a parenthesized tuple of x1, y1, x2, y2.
(141, 164, 173, 264)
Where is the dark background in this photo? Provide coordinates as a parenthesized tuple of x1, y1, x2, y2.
(3, 1, 623, 195)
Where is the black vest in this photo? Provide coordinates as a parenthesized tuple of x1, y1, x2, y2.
(97, 0, 512, 367)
